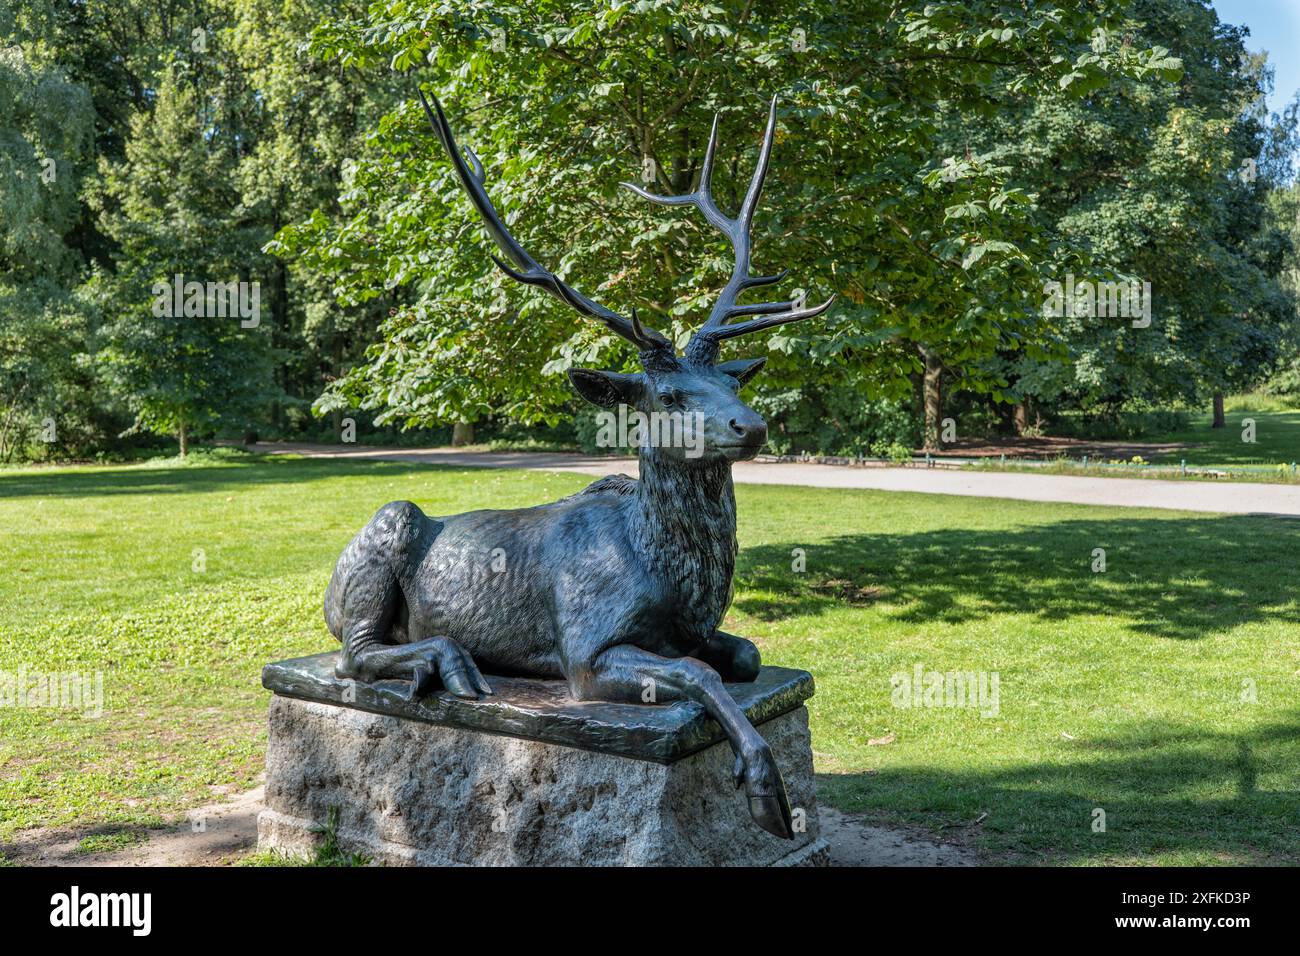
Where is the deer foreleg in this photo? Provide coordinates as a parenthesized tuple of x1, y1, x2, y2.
(338, 634, 493, 702)
(572, 644, 793, 839)
(694, 630, 762, 682)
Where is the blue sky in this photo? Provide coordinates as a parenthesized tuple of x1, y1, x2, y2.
(1212, 0, 1300, 114)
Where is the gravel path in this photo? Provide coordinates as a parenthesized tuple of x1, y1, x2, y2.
(250, 442, 1300, 516)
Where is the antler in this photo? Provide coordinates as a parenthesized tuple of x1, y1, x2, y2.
(419, 89, 671, 353)
(621, 96, 835, 363)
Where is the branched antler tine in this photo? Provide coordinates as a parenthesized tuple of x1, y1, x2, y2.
(490, 254, 549, 288)
(463, 143, 486, 184)
(739, 96, 778, 229)
(419, 88, 535, 274)
(628, 307, 661, 349)
(694, 98, 777, 334)
(619, 181, 698, 207)
(494, 246, 657, 346)
(420, 88, 670, 350)
(698, 112, 720, 192)
(742, 269, 790, 289)
(709, 295, 837, 342)
(619, 112, 722, 210)
(725, 300, 801, 318)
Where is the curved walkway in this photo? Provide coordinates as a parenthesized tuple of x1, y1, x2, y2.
(249, 442, 1300, 517)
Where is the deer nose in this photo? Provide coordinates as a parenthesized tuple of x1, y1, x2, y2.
(728, 417, 767, 445)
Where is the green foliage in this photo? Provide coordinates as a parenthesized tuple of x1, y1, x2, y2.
(73, 829, 147, 855)
(0, 43, 104, 460)
(92, 61, 277, 453)
(754, 387, 917, 456)
(275, 0, 1179, 431)
(980, 0, 1298, 415)
(310, 807, 370, 866)
(1, 0, 1296, 456)
(1, 0, 404, 458)
(1260, 182, 1300, 395)
(0, 281, 108, 461)
(873, 439, 915, 463)
(0, 43, 91, 281)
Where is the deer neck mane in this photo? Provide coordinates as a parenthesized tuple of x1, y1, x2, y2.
(635, 444, 735, 528)
(631, 445, 737, 610)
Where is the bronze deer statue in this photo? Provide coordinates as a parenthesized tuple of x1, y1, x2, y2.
(324, 90, 835, 838)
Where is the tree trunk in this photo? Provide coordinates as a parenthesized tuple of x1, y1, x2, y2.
(921, 347, 942, 449)
(1013, 400, 1029, 436)
(1211, 393, 1225, 429)
(274, 252, 289, 433)
(452, 421, 475, 446)
(178, 420, 189, 458)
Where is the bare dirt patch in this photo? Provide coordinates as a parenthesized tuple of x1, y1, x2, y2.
(3, 787, 980, 867)
(820, 806, 980, 866)
(3, 786, 263, 867)
(810, 580, 887, 605)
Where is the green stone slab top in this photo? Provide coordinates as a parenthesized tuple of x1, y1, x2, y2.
(261, 651, 814, 765)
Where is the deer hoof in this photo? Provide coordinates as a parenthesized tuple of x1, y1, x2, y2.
(740, 746, 795, 839)
(748, 794, 794, 840)
(406, 663, 435, 702)
(406, 637, 493, 701)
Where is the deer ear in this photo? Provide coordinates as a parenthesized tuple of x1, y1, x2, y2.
(568, 369, 644, 409)
(716, 357, 766, 388)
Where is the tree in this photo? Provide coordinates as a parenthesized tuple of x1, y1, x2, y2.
(93, 59, 276, 455)
(227, 0, 405, 436)
(978, 0, 1294, 428)
(0, 41, 99, 460)
(273, 0, 1179, 438)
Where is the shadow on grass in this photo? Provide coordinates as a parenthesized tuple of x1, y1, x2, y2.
(0, 457, 437, 499)
(736, 514, 1300, 639)
(818, 713, 1300, 864)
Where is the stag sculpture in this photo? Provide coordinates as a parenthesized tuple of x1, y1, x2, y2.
(324, 90, 835, 839)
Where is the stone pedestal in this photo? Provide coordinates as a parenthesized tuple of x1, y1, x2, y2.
(258, 652, 827, 866)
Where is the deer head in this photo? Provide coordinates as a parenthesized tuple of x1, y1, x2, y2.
(419, 91, 835, 464)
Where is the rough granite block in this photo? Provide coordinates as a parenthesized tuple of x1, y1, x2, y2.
(258, 652, 826, 866)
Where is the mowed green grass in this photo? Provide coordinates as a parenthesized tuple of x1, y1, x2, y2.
(1141, 396, 1300, 468)
(2, 453, 1299, 864)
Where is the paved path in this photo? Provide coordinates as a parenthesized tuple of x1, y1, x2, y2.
(250, 442, 1300, 516)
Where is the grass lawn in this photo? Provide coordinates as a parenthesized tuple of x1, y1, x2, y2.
(2, 451, 1299, 865)
(961, 396, 1300, 483)
(1148, 395, 1300, 468)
